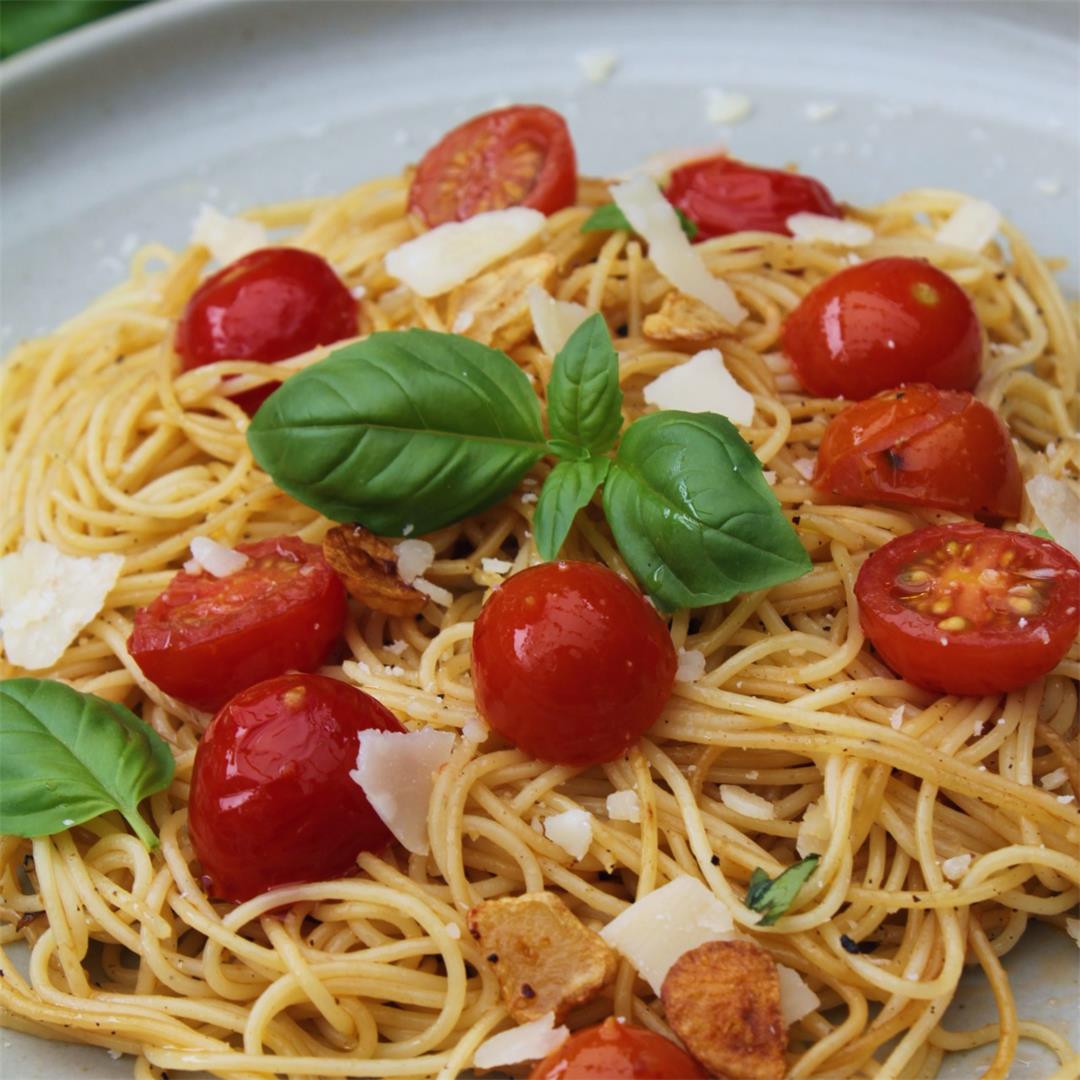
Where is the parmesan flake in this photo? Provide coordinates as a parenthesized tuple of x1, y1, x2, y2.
(191, 206, 267, 265)
(544, 809, 593, 860)
(676, 647, 707, 683)
(777, 965, 820, 1026)
(796, 799, 830, 858)
(473, 1012, 569, 1069)
(643, 349, 755, 425)
(188, 536, 249, 578)
(1025, 475, 1080, 559)
(935, 199, 1001, 252)
(526, 284, 589, 357)
(941, 853, 972, 881)
(395, 540, 435, 584)
(606, 790, 642, 823)
(787, 213, 874, 247)
(480, 557, 514, 576)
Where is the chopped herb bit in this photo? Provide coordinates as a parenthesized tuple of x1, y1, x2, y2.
(745, 855, 819, 925)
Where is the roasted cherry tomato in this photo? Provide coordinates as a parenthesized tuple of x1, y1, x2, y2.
(472, 561, 676, 766)
(175, 247, 357, 413)
(855, 523, 1080, 696)
(128, 536, 347, 712)
(188, 673, 403, 902)
(783, 257, 982, 399)
(408, 105, 577, 226)
(530, 1017, 708, 1079)
(814, 385, 1022, 520)
(665, 155, 840, 241)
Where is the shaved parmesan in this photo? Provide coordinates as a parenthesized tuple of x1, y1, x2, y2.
(191, 206, 267, 265)
(606, 789, 642, 823)
(473, 1012, 569, 1069)
(188, 537, 249, 578)
(413, 577, 454, 607)
(544, 809, 593, 860)
(642, 349, 755, 425)
(480, 557, 514, 576)
(720, 784, 776, 821)
(787, 213, 874, 247)
(796, 799, 830, 858)
(777, 965, 820, 1026)
(704, 88, 753, 125)
(676, 647, 706, 683)
(576, 48, 618, 84)
(935, 199, 1001, 251)
(385, 208, 545, 297)
(349, 729, 455, 854)
(941, 853, 972, 881)
(610, 174, 747, 325)
(526, 284, 589, 357)
(1025, 475, 1080, 559)
(0, 542, 123, 670)
(395, 539, 435, 584)
(1040, 768, 1069, 791)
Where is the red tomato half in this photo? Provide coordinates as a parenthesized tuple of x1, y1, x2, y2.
(175, 247, 357, 414)
(408, 105, 577, 226)
(128, 536, 347, 712)
(855, 523, 1080, 695)
(530, 1018, 708, 1079)
(665, 155, 840, 240)
(188, 673, 404, 902)
(814, 385, 1022, 520)
(472, 562, 676, 766)
(783, 257, 982, 400)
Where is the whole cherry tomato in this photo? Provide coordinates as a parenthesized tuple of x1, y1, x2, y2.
(175, 247, 357, 413)
(530, 1017, 708, 1079)
(408, 105, 577, 226)
(472, 561, 676, 766)
(665, 155, 840, 240)
(814, 385, 1022, 520)
(188, 673, 404, 902)
(783, 257, 982, 399)
(128, 536, 347, 712)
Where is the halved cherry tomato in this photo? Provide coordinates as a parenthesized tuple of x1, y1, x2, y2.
(128, 536, 347, 712)
(665, 155, 840, 241)
(783, 257, 982, 399)
(472, 562, 676, 766)
(529, 1017, 708, 1079)
(408, 105, 577, 226)
(188, 673, 403, 902)
(814, 385, 1022, 520)
(175, 247, 357, 413)
(855, 523, 1080, 695)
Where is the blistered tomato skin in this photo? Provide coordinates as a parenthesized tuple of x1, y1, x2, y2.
(472, 562, 677, 766)
(188, 674, 404, 903)
(175, 247, 357, 414)
(855, 523, 1080, 696)
(529, 1017, 708, 1079)
(783, 257, 982, 400)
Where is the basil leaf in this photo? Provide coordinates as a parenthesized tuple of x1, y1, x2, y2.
(0, 679, 175, 849)
(1032, 527, 1053, 540)
(581, 202, 699, 241)
(248, 330, 547, 536)
(533, 457, 611, 561)
(745, 856, 819, 926)
(546, 314, 623, 455)
(603, 411, 811, 610)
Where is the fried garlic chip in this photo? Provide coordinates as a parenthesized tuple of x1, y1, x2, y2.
(643, 289, 734, 343)
(468, 891, 617, 1023)
(454, 253, 556, 349)
(322, 525, 427, 617)
(661, 939, 786, 1080)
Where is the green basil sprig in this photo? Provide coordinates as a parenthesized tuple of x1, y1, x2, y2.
(745, 855, 820, 925)
(0, 679, 175, 849)
(582, 201, 699, 241)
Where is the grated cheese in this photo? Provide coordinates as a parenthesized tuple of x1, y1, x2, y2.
(704, 88, 753, 125)
(787, 213, 874, 247)
(675, 647, 707, 683)
(1025, 475, 1080, 559)
(934, 199, 1001, 252)
(606, 790, 642, 823)
(720, 784, 776, 821)
(793, 457, 816, 481)
(544, 809, 594, 860)
(191, 206, 267, 265)
(473, 1012, 569, 1069)
(1040, 768, 1069, 791)
(941, 853, 972, 881)
(187, 537, 249, 578)
(480, 557, 514, 576)
(395, 540, 436, 584)
(526, 284, 589, 357)
(642, 348, 755, 425)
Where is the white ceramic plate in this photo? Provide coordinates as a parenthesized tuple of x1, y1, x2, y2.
(1, 1, 1077, 1076)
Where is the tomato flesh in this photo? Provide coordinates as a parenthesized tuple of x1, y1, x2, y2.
(175, 247, 357, 414)
(814, 385, 1022, 520)
(472, 562, 677, 766)
(530, 1017, 707, 1079)
(408, 105, 577, 226)
(188, 673, 403, 902)
(783, 257, 982, 399)
(128, 536, 347, 712)
(855, 523, 1080, 695)
(665, 155, 840, 240)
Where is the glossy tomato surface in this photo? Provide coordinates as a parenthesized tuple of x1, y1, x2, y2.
(472, 562, 676, 766)
(814, 385, 1021, 520)
(175, 247, 357, 413)
(408, 105, 577, 226)
(783, 257, 982, 400)
(128, 536, 347, 712)
(530, 1018, 708, 1080)
(188, 673, 404, 902)
(855, 523, 1080, 695)
(665, 155, 840, 240)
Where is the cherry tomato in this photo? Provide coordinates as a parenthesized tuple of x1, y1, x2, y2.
(188, 673, 403, 902)
(128, 536, 347, 712)
(472, 562, 676, 766)
(855, 523, 1080, 695)
(408, 105, 577, 226)
(814, 385, 1022, 520)
(530, 1018, 708, 1080)
(783, 257, 982, 399)
(665, 155, 840, 241)
(175, 247, 357, 413)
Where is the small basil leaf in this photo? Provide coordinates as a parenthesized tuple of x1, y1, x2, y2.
(0, 679, 175, 849)
(546, 313, 623, 455)
(1032, 527, 1053, 540)
(603, 411, 811, 610)
(745, 856, 819, 926)
(248, 330, 547, 536)
(533, 457, 611, 561)
(581, 202, 698, 240)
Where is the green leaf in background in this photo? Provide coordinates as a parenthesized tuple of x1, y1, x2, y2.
(0, 678, 175, 849)
(582, 201, 699, 241)
(745, 855, 820, 926)
(603, 411, 812, 611)
(1, 1, 145, 59)
(533, 457, 611, 561)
